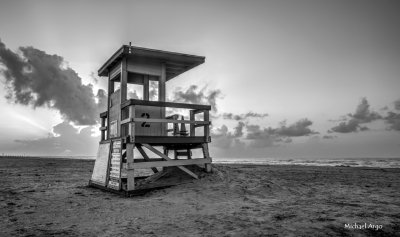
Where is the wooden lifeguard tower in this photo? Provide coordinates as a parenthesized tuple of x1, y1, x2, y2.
(89, 44, 212, 195)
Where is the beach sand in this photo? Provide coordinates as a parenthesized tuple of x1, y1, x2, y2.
(1, 157, 399, 237)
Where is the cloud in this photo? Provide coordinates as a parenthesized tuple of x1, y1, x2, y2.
(245, 119, 316, 139)
(14, 122, 99, 156)
(330, 119, 359, 133)
(322, 135, 336, 139)
(394, 99, 400, 111)
(384, 111, 400, 131)
(245, 124, 277, 148)
(382, 99, 400, 131)
(211, 125, 233, 149)
(89, 71, 99, 84)
(96, 89, 107, 112)
(328, 98, 400, 133)
(380, 106, 389, 111)
(222, 112, 268, 121)
(379, 99, 400, 131)
(0, 39, 104, 125)
(233, 121, 245, 137)
(212, 122, 244, 139)
(274, 119, 316, 137)
(170, 85, 221, 113)
(246, 119, 316, 147)
(350, 97, 381, 123)
(211, 122, 246, 149)
(329, 97, 381, 133)
(244, 118, 317, 148)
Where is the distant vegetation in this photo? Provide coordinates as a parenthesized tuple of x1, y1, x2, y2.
(0, 154, 95, 159)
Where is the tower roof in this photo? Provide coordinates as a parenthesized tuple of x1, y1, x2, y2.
(98, 45, 205, 81)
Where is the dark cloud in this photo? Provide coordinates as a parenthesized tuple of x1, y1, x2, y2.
(14, 122, 98, 156)
(274, 137, 293, 143)
(0, 39, 104, 125)
(330, 119, 371, 133)
(211, 122, 246, 149)
(274, 119, 316, 137)
(322, 135, 336, 139)
(245, 124, 277, 148)
(222, 113, 239, 120)
(350, 97, 381, 123)
(394, 99, 400, 111)
(222, 112, 268, 121)
(233, 121, 245, 137)
(284, 137, 293, 143)
(213, 117, 315, 148)
(382, 99, 400, 131)
(170, 85, 221, 113)
(246, 124, 271, 140)
(330, 119, 359, 133)
(212, 122, 244, 139)
(245, 118, 317, 147)
(211, 125, 233, 149)
(380, 106, 389, 111)
(329, 97, 381, 133)
(329, 98, 400, 133)
(384, 111, 400, 131)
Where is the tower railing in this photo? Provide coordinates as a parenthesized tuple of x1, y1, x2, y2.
(99, 99, 211, 143)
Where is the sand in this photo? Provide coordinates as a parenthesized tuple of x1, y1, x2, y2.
(1, 157, 399, 237)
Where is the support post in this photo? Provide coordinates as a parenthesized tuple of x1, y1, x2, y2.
(107, 72, 114, 140)
(202, 143, 212, 173)
(163, 147, 168, 172)
(159, 63, 166, 102)
(128, 105, 135, 141)
(143, 75, 149, 101)
(101, 117, 106, 141)
(120, 58, 127, 103)
(120, 59, 128, 137)
(126, 143, 135, 191)
(204, 110, 210, 141)
(160, 63, 166, 135)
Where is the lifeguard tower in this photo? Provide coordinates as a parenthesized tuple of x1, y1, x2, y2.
(89, 44, 212, 195)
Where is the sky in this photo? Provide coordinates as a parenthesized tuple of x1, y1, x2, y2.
(0, 0, 399, 158)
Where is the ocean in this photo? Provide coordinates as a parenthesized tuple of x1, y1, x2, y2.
(213, 157, 400, 168)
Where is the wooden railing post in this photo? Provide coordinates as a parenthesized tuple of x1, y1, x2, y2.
(189, 110, 195, 136)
